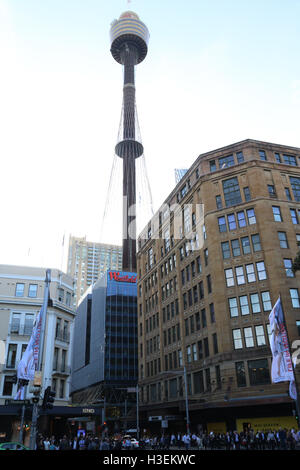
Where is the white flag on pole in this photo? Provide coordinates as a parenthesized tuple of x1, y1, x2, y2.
(269, 297, 296, 400)
(14, 306, 43, 400)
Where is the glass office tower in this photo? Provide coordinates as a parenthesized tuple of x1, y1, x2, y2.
(105, 271, 138, 384)
(71, 270, 138, 432)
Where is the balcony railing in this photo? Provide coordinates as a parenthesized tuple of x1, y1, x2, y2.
(8, 323, 33, 336)
(55, 329, 70, 343)
(4, 362, 17, 371)
(52, 363, 71, 375)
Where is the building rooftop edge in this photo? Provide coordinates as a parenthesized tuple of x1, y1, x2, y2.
(137, 138, 300, 240)
(0, 264, 72, 278)
(196, 138, 300, 160)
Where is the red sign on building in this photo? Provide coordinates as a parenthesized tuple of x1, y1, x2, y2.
(108, 271, 137, 283)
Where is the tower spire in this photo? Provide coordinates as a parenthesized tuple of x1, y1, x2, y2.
(110, 11, 149, 272)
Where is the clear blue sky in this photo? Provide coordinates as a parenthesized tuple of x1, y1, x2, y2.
(0, 0, 299, 269)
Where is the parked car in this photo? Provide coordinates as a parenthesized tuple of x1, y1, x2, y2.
(0, 442, 29, 450)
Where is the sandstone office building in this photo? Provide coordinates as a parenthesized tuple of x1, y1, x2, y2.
(137, 139, 300, 434)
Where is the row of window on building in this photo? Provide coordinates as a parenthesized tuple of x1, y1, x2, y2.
(209, 150, 300, 172)
(272, 205, 300, 224)
(141, 357, 273, 404)
(13, 282, 73, 307)
(144, 154, 300, 263)
(217, 174, 300, 211)
(9, 312, 71, 341)
(2, 374, 67, 399)
(142, 264, 277, 341)
(224, 261, 267, 287)
(218, 203, 300, 234)
(5, 341, 70, 373)
(218, 208, 256, 232)
(221, 231, 299, 259)
(142, 326, 266, 381)
(144, 321, 268, 379)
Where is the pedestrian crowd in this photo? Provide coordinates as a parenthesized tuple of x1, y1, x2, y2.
(142, 428, 300, 451)
(34, 427, 300, 451)
(35, 433, 119, 451)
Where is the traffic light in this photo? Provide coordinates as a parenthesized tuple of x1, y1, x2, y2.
(42, 386, 55, 410)
(19, 379, 29, 387)
(31, 385, 41, 404)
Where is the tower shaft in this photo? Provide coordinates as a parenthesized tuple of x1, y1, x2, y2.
(110, 11, 149, 272)
(120, 43, 139, 272)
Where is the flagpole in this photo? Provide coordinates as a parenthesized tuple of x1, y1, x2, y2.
(279, 293, 300, 428)
(29, 269, 51, 450)
(18, 384, 27, 444)
(37, 269, 51, 372)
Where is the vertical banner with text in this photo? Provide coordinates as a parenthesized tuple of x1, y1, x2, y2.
(269, 297, 296, 400)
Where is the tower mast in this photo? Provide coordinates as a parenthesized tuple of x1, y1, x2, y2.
(110, 11, 149, 272)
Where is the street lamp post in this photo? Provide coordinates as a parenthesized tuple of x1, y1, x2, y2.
(29, 269, 51, 450)
(116, 387, 139, 438)
(183, 366, 190, 435)
(136, 385, 140, 441)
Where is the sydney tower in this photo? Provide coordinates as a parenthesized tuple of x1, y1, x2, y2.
(110, 11, 149, 272)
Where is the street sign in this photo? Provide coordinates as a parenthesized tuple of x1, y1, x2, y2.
(161, 420, 168, 428)
(5, 399, 30, 406)
(33, 371, 42, 386)
(149, 416, 162, 421)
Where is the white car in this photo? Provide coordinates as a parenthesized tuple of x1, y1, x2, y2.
(129, 438, 139, 448)
(122, 436, 139, 449)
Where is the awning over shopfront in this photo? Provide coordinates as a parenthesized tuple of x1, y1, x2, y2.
(0, 404, 102, 417)
(41, 406, 102, 417)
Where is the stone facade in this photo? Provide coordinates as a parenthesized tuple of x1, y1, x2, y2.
(137, 139, 300, 432)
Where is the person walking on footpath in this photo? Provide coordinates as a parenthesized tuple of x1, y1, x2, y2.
(196, 434, 203, 450)
(278, 427, 287, 450)
(233, 431, 240, 450)
(170, 433, 176, 448)
(78, 434, 86, 450)
(43, 437, 50, 450)
(267, 430, 276, 450)
(125, 436, 132, 450)
(182, 433, 191, 450)
(100, 438, 110, 450)
(72, 436, 79, 450)
(49, 439, 58, 450)
(225, 432, 232, 451)
(59, 435, 71, 450)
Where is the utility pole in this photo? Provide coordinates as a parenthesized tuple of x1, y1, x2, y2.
(183, 366, 190, 435)
(29, 269, 51, 450)
(18, 384, 27, 444)
(136, 385, 140, 441)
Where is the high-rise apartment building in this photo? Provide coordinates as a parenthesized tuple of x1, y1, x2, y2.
(67, 236, 122, 306)
(137, 139, 300, 434)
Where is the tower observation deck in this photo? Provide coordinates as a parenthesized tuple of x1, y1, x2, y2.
(110, 11, 150, 272)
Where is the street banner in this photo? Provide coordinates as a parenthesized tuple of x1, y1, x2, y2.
(14, 307, 43, 400)
(269, 297, 296, 400)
